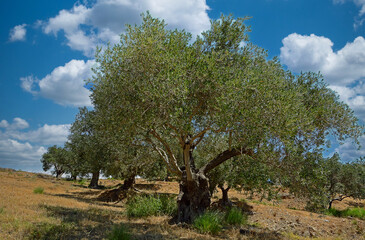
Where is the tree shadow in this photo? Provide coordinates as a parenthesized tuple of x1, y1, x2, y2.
(46, 192, 125, 209)
(35, 204, 193, 240)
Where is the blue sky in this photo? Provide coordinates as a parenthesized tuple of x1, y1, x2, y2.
(1, 0, 364, 172)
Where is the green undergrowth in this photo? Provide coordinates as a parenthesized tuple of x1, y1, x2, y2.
(126, 194, 176, 218)
(26, 222, 75, 240)
(193, 207, 248, 235)
(325, 207, 365, 220)
(107, 224, 132, 240)
(33, 187, 44, 194)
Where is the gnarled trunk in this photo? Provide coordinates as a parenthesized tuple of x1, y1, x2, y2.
(89, 170, 100, 188)
(177, 171, 211, 223)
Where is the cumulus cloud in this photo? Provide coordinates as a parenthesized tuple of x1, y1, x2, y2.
(21, 59, 95, 107)
(0, 118, 70, 172)
(0, 118, 29, 130)
(280, 34, 365, 86)
(41, 0, 210, 56)
(9, 24, 27, 42)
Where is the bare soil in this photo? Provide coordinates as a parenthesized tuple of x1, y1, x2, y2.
(0, 168, 364, 239)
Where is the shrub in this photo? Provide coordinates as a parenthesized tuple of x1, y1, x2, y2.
(108, 224, 132, 240)
(325, 207, 365, 220)
(33, 187, 44, 194)
(159, 195, 177, 216)
(126, 194, 176, 218)
(27, 222, 74, 240)
(225, 207, 247, 226)
(193, 211, 223, 235)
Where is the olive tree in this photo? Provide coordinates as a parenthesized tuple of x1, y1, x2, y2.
(41, 145, 70, 179)
(90, 13, 362, 222)
(68, 107, 111, 188)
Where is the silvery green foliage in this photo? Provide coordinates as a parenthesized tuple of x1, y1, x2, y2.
(89, 12, 362, 197)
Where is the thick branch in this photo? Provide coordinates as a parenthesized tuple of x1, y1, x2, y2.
(200, 147, 252, 174)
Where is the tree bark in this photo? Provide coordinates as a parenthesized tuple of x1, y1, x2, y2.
(119, 174, 136, 191)
(177, 171, 211, 223)
(219, 185, 232, 207)
(89, 170, 100, 188)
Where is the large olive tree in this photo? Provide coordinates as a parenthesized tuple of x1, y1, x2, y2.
(90, 13, 362, 222)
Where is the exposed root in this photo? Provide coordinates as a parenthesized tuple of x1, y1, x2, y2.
(97, 188, 137, 202)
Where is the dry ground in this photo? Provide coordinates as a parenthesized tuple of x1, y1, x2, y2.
(0, 168, 364, 239)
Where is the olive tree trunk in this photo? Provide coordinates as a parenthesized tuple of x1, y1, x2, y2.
(219, 185, 232, 207)
(89, 170, 100, 188)
(177, 171, 211, 223)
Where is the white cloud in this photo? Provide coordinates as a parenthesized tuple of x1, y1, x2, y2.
(0, 118, 29, 130)
(12, 124, 71, 145)
(9, 24, 27, 42)
(0, 118, 69, 172)
(334, 135, 365, 162)
(21, 59, 95, 107)
(280, 34, 365, 86)
(42, 0, 211, 56)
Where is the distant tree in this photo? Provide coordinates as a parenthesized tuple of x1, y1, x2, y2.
(285, 152, 365, 211)
(68, 107, 111, 188)
(90, 13, 362, 222)
(41, 145, 70, 179)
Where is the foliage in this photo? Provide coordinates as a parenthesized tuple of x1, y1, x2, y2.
(126, 194, 176, 218)
(89, 12, 362, 219)
(67, 107, 109, 185)
(27, 222, 75, 240)
(284, 153, 365, 212)
(225, 207, 247, 225)
(107, 224, 132, 240)
(193, 211, 223, 235)
(41, 145, 71, 178)
(33, 187, 44, 194)
(325, 207, 365, 220)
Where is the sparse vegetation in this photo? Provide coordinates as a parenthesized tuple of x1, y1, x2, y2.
(225, 207, 247, 225)
(27, 222, 75, 240)
(325, 207, 365, 220)
(193, 211, 224, 235)
(107, 224, 132, 240)
(126, 194, 176, 218)
(33, 187, 44, 194)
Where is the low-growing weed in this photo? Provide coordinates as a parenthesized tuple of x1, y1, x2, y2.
(0, 206, 4, 214)
(225, 207, 247, 225)
(33, 187, 44, 194)
(78, 178, 87, 186)
(126, 194, 176, 218)
(325, 207, 365, 220)
(108, 224, 132, 240)
(27, 222, 74, 240)
(193, 211, 223, 235)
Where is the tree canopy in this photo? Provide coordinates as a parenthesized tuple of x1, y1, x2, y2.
(89, 13, 363, 222)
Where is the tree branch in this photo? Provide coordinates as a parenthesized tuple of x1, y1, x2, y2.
(149, 129, 182, 176)
(165, 123, 184, 147)
(199, 147, 253, 174)
(191, 128, 210, 148)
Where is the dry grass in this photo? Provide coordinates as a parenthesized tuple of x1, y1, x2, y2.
(1, 168, 365, 239)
